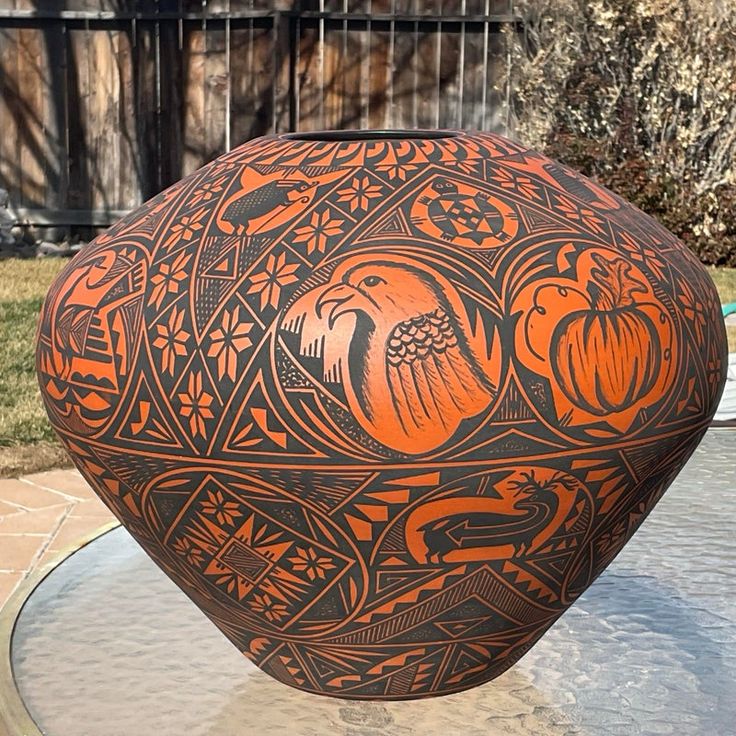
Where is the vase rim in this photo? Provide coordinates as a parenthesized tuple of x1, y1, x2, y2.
(279, 129, 461, 142)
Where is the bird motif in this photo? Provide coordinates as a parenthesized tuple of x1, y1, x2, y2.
(216, 167, 343, 238)
(39, 247, 146, 431)
(51, 249, 144, 383)
(404, 469, 587, 564)
(280, 254, 497, 454)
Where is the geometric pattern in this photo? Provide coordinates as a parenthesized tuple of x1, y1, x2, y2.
(36, 130, 727, 699)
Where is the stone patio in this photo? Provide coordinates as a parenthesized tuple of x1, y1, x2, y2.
(0, 469, 116, 610)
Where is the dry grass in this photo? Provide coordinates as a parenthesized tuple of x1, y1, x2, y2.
(0, 259, 67, 477)
(0, 441, 71, 478)
(707, 267, 736, 305)
(0, 258, 68, 302)
(706, 267, 736, 352)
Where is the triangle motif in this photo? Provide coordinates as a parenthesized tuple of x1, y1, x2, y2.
(375, 568, 439, 597)
(303, 649, 353, 681)
(517, 202, 568, 233)
(69, 310, 94, 353)
(457, 427, 566, 459)
(148, 489, 192, 528)
(527, 551, 576, 579)
(490, 375, 536, 422)
(623, 435, 685, 482)
(360, 207, 413, 239)
(221, 371, 322, 457)
(202, 241, 239, 280)
(447, 645, 488, 677)
(119, 296, 144, 347)
(434, 616, 489, 639)
(115, 373, 182, 448)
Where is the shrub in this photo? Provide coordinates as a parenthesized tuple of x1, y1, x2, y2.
(508, 0, 736, 266)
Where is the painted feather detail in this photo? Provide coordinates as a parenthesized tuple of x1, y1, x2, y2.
(385, 307, 494, 436)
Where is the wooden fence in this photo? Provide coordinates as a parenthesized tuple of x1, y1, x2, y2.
(0, 1, 519, 227)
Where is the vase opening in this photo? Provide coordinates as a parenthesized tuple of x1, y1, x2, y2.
(281, 129, 459, 142)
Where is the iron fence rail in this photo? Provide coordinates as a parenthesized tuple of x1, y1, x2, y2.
(0, 1, 519, 227)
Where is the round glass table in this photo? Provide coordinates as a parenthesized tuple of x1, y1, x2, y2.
(10, 430, 736, 736)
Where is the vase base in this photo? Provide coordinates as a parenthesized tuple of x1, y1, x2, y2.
(7, 430, 735, 730)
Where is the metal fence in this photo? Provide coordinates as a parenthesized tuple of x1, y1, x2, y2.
(0, 1, 519, 227)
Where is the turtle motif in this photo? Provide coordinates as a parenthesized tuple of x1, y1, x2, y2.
(411, 177, 519, 249)
(419, 177, 514, 245)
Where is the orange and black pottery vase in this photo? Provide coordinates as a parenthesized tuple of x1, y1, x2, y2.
(36, 130, 728, 700)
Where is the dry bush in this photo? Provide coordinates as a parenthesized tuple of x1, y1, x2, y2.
(508, 0, 736, 265)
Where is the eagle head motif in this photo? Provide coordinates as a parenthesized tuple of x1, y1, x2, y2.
(281, 254, 497, 455)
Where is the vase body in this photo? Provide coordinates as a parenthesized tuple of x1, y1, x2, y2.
(36, 130, 727, 700)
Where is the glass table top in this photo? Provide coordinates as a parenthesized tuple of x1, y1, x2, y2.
(10, 430, 736, 736)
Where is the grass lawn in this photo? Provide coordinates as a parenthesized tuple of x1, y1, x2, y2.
(0, 259, 734, 478)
